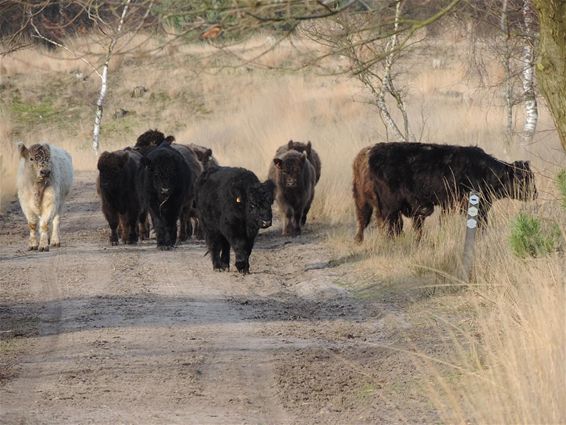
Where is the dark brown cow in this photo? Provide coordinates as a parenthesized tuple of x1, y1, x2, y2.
(353, 142, 537, 242)
(97, 148, 148, 245)
(268, 150, 316, 236)
(275, 140, 321, 184)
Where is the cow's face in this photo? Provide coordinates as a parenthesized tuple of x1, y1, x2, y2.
(19, 143, 51, 182)
(510, 160, 537, 201)
(97, 151, 128, 190)
(273, 152, 307, 188)
(144, 154, 177, 200)
(242, 180, 275, 229)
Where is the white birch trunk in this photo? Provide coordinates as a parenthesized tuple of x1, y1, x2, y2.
(92, 0, 131, 155)
(500, 0, 514, 136)
(379, 0, 411, 142)
(521, 0, 538, 143)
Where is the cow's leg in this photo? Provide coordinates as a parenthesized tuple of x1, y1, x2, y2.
(412, 215, 426, 241)
(38, 211, 56, 252)
(104, 207, 120, 246)
(178, 207, 192, 242)
(206, 232, 225, 271)
(194, 217, 204, 240)
(301, 196, 313, 226)
(125, 210, 139, 244)
(118, 214, 129, 244)
(293, 209, 303, 235)
(154, 213, 170, 249)
(50, 210, 61, 247)
(138, 210, 149, 241)
(220, 236, 230, 271)
(27, 216, 39, 251)
(232, 238, 253, 274)
(354, 202, 373, 243)
(385, 211, 403, 237)
(282, 205, 294, 236)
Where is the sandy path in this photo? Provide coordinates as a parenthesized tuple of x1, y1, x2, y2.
(0, 171, 438, 424)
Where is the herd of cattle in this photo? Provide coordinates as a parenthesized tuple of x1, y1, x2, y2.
(15, 131, 537, 273)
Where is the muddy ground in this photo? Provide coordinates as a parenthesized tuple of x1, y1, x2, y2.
(0, 171, 450, 424)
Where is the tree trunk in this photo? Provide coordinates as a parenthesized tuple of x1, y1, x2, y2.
(531, 1, 566, 151)
(521, 0, 538, 143)
(501, 0, 514, 137)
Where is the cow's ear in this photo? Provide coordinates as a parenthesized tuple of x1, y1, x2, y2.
(287, 140, 294, 149)
(273, 158, 283, 169)
(17, 142, 28, 159)
(165, 135, 175, 144)
(306, 141, 312, 156)
(205, 148, 213, 159)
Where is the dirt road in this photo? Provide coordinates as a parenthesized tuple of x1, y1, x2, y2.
(0, 171, 438, 424)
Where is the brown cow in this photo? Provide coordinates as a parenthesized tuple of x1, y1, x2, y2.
(275, 140, 321, 184)
(353, 142, 537, 242)
(268, 150, 316, 236)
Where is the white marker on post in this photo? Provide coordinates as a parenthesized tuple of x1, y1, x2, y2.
(462, 191, 480, 281)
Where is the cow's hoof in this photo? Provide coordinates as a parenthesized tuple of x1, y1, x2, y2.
(28, 245, 38, 251)
(38, 246, 49, 252)
(111, 240, 119, 246)
(51, 242, 61, 248)
(158, 245, 173, 251)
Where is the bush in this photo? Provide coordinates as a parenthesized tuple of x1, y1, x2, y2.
(509, 213, 560, 258)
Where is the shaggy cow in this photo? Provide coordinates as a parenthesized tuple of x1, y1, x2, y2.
(97, 148, 148, 245)
(16, 143, 73, 251)
(135, 129, 205, 240)
(196, 167, 275, 274)
(275, 140, 321, 183)
(268, 150, 316, 236)
(142, 143, 193, 250)
(353, 142, 537, 242)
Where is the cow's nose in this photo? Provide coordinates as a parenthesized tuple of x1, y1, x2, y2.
(40, 169, 50, 177)
(161, 188, 170, 194)
(260, 219, 272, 228)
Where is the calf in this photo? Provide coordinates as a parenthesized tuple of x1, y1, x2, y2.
(16, 143, 73, 251)
(97, 148, 148, 245)
(275, 140, 321, 184)
(196, 167, 275, 273)
(269, 150, 316, 236)
(353, 142, 537, 242)
(142, 143, 193, 250)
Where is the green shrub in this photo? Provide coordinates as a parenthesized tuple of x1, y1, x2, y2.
(558, 170, 566, 209)
(509, 213, 560, 258)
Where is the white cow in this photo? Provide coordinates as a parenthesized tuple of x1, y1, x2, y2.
(16, 143, 73, 251)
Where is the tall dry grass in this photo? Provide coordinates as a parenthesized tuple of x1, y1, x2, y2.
(0, 32, 565, 423)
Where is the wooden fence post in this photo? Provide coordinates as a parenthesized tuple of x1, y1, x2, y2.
(462, 191, 480, 281)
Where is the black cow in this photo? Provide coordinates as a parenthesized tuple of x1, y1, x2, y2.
(97, 148, 148, 245)
(354, 142, 537, 241)
(142, 143, 193, 250)
(196, 167, 275, 274)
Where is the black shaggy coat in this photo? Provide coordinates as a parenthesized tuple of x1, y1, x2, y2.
(97, 148, 148, 245)
(268, 150, 316, 236)
(355, 142, 537, 239)
(196, 167, 275, 274)
(142, 144, 193, 249)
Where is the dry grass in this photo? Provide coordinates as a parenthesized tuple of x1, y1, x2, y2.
(1, 31, 565, 423)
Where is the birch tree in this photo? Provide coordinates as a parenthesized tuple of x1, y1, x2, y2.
(520, 0, 537, 143)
